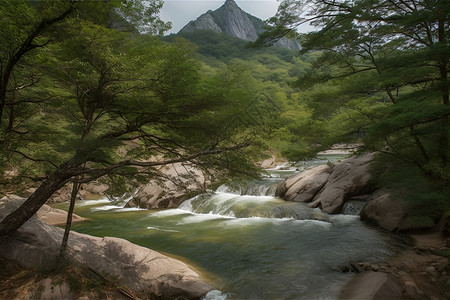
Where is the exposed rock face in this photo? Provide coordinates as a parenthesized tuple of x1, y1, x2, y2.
(339, 271, 404, 300)
(0, 199, 212, 299)
(179, 0, 301, 50)
(360, 191, 437, 232)
(260, 155, 286, 169)
(215, 0, 259, 41)
(37, 204, 87, 226)
(308, 153, 375, 213)
(126, 162, 208, 209)
(47, 181, 109, 204)
(183, 13, 223, 34)
(275, 164, 332, 203)
(276, 153, 376, 214)
(44, 162, 207, 209)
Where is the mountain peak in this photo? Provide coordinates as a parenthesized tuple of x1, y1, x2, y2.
(180, 0, 261, 41)
(224, 0, 239, 7)
(179, 1, 300, 50)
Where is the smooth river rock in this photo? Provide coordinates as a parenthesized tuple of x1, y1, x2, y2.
(275, 164, 332, 203)
(276, 153, 375, 214)
(339, 271, 404, 299)
(36, 204, 87, 226)
(126, 162, 208, 209)
(360, 190, 437, 232)
(308, 153, 375, 213)
(0, 199, 212, 299)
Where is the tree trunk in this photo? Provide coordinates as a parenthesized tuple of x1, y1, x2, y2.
(0, 160, 78, 236)
(437, 10, 449, 165)
(57, 180, 81, 268)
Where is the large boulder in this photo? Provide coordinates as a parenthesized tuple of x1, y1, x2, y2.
(339, 271, 404, 299)
(0, 199, 212, 299)
(1, 196, 87, 226)
(308, 153, 376, 213)
(47, 182, 109, 204)
(44, 162, 208, 209)
(36, 204, 87, 226)
(276, 153, 376, 214)
(126, 162, 208, 209)
(275, 164, 332, 203)
(360, 191, 437, 232)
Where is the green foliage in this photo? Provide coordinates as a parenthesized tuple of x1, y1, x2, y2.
(261, 0, 450, 181)
(371, 155, 450, 220)
(0, 0, 286, 235)
(163, 31, 297, 62)
(164, 30, 336, 161)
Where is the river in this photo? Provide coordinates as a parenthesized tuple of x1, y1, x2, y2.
(57, 154, 408, 299)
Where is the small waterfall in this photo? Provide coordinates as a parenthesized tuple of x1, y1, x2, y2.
(179, 192, 330, 222)
(216, 179, 279, 197)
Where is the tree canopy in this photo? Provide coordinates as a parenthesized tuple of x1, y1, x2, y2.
(0, 0, 270, 236)
(256, 0, 449, 181)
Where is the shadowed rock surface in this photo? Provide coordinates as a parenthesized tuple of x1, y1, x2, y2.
(339, 271, 404, 299)
(361, 190, 437, 232)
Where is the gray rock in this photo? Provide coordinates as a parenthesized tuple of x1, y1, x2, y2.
(308, 153, 376, 213)
(126, 162, 208, 209)
(339, 271, 403, 300)
(36, 204, 87, 226)
(275, 164, 332, 202)
(349, 261, 365, 273)
(360, 191, 437, 232)
(0, 200, 212, 299)
(182, 13, 223, 34)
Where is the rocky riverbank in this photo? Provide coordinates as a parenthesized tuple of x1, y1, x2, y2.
(275, 152, 442, 232)
(339, 232, 450, 299)
(0, 197, 212, 299)
(275, 152, 450, 299)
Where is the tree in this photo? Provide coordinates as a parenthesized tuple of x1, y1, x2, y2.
(0, 1, 266, 236)
(256, 0, 450, 180)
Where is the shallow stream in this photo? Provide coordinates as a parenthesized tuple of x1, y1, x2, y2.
(57, 154, 407, 299)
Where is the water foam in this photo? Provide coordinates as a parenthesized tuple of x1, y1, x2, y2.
(77, 199, 111, 206)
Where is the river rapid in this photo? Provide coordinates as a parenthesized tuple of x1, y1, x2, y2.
(59, 154, 408, 299)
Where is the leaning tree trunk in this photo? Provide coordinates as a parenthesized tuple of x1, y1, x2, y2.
(0, 160, 78, 236)
(57, 180, 81, 268)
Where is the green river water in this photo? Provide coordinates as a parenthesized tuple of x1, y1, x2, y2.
(55, 155, 408, 299)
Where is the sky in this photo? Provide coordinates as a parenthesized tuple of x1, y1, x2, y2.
(160, 0, 281, 34)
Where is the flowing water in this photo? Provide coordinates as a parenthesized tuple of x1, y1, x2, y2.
(59, 154, 408, 299)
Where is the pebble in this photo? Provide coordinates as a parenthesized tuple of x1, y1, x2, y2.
(425, 266, 436, 273)
(371, 264, 379, 271)
(447, 279, 450, 285)
(404, 281, 417, 288)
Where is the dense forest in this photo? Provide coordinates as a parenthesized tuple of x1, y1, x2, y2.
(0, 0, 274, 235)
(254, 0, 450, 219)
(1, 0, 449, 253)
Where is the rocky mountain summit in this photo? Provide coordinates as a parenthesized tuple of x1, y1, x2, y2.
(179, 0, 300, 50)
